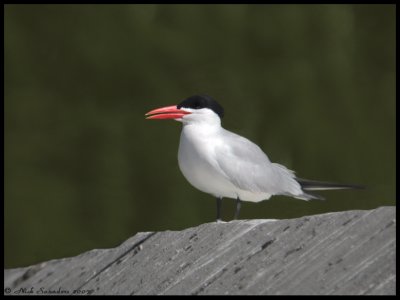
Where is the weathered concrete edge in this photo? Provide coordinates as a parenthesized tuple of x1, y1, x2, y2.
(4, 206, 396, 295)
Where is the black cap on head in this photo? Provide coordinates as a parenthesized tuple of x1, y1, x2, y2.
(177, 95, 224, 119)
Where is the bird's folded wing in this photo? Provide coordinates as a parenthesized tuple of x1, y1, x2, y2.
(214, 130, 301, 195)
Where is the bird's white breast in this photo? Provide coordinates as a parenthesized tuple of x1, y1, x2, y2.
(178, 124, 232, 197)
(177, 124, 273, 202)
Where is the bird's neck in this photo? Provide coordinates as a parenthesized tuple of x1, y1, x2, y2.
(181, 120, 223, 138)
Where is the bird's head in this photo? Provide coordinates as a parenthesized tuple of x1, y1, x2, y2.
(145, 95, 224, 125)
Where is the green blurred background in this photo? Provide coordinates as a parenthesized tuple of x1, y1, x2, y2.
(4, 4, 395, 268)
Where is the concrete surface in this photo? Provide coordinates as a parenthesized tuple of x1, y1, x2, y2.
(4, 206, 396, 295)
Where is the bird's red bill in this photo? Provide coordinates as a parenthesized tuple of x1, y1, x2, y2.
(145, 105, 191, 120)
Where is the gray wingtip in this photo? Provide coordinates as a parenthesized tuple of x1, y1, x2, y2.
(296, 178, 366, 191)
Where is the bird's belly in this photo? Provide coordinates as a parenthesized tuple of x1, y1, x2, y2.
(178, 152, 235, 197)
(178, 139, 271, 202)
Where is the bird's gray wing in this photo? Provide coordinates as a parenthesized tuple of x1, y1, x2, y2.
(214, 129, 302, 196)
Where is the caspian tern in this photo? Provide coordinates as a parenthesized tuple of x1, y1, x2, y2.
(146, 95, 363, 221)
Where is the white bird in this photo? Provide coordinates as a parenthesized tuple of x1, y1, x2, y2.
(146, 95, 363, 221)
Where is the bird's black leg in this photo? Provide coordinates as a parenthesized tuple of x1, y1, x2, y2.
(234, 197, 242, 220)
(216, 197, 222, 222)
